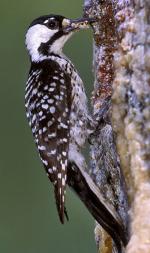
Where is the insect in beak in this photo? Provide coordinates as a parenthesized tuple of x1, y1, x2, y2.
(62, 17, 96, 33)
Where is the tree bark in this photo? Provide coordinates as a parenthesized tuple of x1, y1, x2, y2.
(83, 0, 150, 252)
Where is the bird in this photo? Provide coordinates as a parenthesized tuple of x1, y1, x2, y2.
(25, 14, 128, 251)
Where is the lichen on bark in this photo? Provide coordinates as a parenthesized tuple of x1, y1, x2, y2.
(83, 0, 150, 252)
(112, 0, 150, 252)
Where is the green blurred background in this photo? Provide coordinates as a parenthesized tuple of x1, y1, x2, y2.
(0, 1, 95, 252)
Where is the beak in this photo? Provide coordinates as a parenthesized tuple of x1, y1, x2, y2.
(62, 17, 96, 33)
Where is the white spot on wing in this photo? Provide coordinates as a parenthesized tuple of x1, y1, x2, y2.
(60, 79, 64, 84)
(48, 168, 53, 173)
(48, 150, 56, 155)
(60, 123, 68, 129)
(39, 111, 43, 116)
(48, 133, 56, 138)
(38, 145, 46, 151)
(58, 173, 62, 179)
(42, 104, 48, 110)
(62, 178, 65, 186)
(49, 88, 55, 92)
(50, 106, 56, 114)
(48, 99, 54, 104)
(50, 82, 56, 87)
(62, 195, 65, 202)
(42, 160, 48, 166)
(43, 127, 47, 133)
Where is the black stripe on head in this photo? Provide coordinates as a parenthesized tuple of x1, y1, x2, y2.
(38, 30, 65, 56)
(29, 14, 68, 56)
(29, 14, 65, 28)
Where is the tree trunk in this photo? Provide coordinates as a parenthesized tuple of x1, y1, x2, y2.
(83, 0, 150, 252)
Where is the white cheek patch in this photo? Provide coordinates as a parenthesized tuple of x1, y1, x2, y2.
(25, 24, 58, 62)
(50, 33, 73, 54)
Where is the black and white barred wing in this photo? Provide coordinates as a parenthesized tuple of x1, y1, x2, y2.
(25, 64, 72, 223)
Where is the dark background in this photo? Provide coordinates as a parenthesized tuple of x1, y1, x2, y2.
(0, 0, 96, 252)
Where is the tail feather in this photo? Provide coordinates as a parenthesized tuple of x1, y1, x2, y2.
(67, 161, 128, 252)
(54, 181, 69, 224)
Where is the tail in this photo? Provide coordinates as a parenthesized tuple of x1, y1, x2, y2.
(67, 161, 128, 252)
(54, 181, 69, 224)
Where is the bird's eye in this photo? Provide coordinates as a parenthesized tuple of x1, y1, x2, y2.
(46, 19, 59, 29)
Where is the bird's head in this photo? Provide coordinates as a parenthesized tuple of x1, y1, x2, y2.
(25, 14, 95, 62)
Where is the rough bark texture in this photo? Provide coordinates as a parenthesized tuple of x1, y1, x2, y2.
(83, 0, 150, 252)
(112, 1, 150, 252)
(83, 0, 129, 252)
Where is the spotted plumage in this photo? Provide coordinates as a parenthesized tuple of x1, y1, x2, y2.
(26, 58, 70, 222)
(25, 52, 92, 222)
(25, 14, 127, 251)
(25, 14, 94, 223)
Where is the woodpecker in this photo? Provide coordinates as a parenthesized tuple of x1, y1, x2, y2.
(25, 14, 127, 251)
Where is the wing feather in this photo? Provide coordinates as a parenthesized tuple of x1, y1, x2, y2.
(26, 60, 72, 223)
